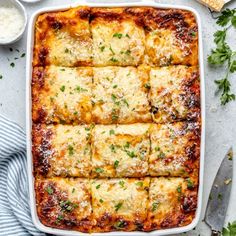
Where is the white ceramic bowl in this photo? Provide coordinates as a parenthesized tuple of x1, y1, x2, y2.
(0, 0, 27, 45)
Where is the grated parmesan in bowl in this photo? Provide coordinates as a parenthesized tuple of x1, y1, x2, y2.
(0, 0, 27, 45)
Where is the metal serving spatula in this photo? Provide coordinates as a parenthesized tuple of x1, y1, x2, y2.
(205, 148, 233, 236)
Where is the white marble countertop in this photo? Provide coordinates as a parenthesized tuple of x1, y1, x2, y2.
(0, 0, 236, 235)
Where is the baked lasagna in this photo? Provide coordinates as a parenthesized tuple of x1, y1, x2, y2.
(32, 6, 201, 233)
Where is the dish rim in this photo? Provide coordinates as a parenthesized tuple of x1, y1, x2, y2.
(25, 1, 205, 235)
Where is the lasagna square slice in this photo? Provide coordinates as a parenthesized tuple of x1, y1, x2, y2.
(145, 177, 197, 231)
(91, 178, 150, 232)
(33, 7, 92, 67)
(35, 177, 93, 232)
(91, 8, 145, 66)
(149, 122, 200, 177)
(32, 124, 93, 177)
(149, 66, 200, 123)
(142, 8, 198, 66)
(91, 124, 150, 178)
(92, 66, 151, 124)
(32, 66, 93, 124)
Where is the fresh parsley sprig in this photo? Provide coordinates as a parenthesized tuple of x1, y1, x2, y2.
(222, 221, 236, 236)
(208, 8, 236, 105)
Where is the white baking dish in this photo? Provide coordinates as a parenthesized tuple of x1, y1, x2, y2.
(26, 0, 205, 235)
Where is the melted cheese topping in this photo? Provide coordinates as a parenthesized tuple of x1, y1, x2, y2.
(92, 66, 151, 124)
(92, 124, 150, 177)
(91, 178, 149, 232)
(35, 177, 93, 232)
(34, 7, 92, 67)
(32, 66, 93, 124)
(91, 17, 145, 66)
(37, 125, 92, 177)
(149, 66, 200, 123)
(149, 122, 200, 176)
(145, 177, 196, 230)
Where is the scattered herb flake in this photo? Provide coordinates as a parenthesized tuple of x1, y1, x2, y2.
(46, 186, 53, 195)
(113, 33, 123, 39)
(68, 145, 74, 155)
(152, 202, 159, 212)
(96, 184, 101, 189)
(95, 168, 104, 173)
(115, 202, 123, 211)
(10, 62, 15, 68)
(60, 85, 65, 92)
(109, 129, 115, 135)
(114, 160, 119, 168)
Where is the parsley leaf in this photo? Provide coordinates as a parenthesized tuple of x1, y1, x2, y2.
(230, 60, 236, 73)
(208, 43, 231, 65)
(114, 202, 122, 211)
(216, 9, 236, 27)
(208, 9, 236, 105)
(214, 30, 226, 45)
(222, 221, 236, 236)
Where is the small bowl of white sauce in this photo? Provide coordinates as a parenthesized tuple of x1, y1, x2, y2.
(0, 0, 27, 45)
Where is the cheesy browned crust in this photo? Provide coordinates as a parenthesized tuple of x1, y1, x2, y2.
(91, 178, 150, 232)
(32, 6, 201, 234)
(33, 7, 92, 67)
(91, 124, 150, 178)
(144, 177, 198, 231)
(149, 66, 200, 123)
(32, 66, 93, 124)
(149, 122, 200, 177)
(35, 177, 93, 232)
(92, 66, 151, 124)
(32, 124, 93, 177)
(125, 7, 198, 66)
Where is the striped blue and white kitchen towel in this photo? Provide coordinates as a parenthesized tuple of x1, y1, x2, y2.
(0, 115, 44, 236)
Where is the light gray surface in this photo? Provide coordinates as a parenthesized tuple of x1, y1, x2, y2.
(0, 0, 236, 235)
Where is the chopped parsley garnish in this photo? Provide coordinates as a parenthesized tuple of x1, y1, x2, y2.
(111, 109, 119, 121)
(135, 181, 143, 187)
(109, 45, 115, 55)
(99, 46, 105, 52)
(10, 62, 15, 68)
(110, 144, 116, 153)
(177, 185, 182, 193)
(122, 99, 129, 107)
(114, 202, 123, 211)
(155, 146, 160, 152)
(111, 94, 117, 102)
(72, 188, 75, 193)
(144, 83, 151, 89)
(124, 142, 130, 149)
(65, 48, 70, 53)
(75, 86, 88, 92)
(151, 202, 159, 212)
(56, 215, 64, 224)
(125, 150, 136, 158)
(21, 53, 26, 58)
(113, 84, 118, 89)
(60, 85, 65, 92)
(125, 33, 130, 38)
(113, 33, 123, 39)
(46, 186, 53, 195)
(186, 178, 194, 189)
(96, 184, 101, 189)
(114, 160, 119, 168)
(158, 151, 165, 159)
(125, 49, 131, 55)
(110, 57, 118, 63)
(68, 145, 74, 155)
(0, 75, 2, 79)
(109, 129, 115, 135)
(222, 221, 236, 236)
(114, 220, 125, 229)
(99, 199, 104, 203)
(119, 180, 125, 188)
(60, 200, 78, 212)
(95, 168, 104, 173)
